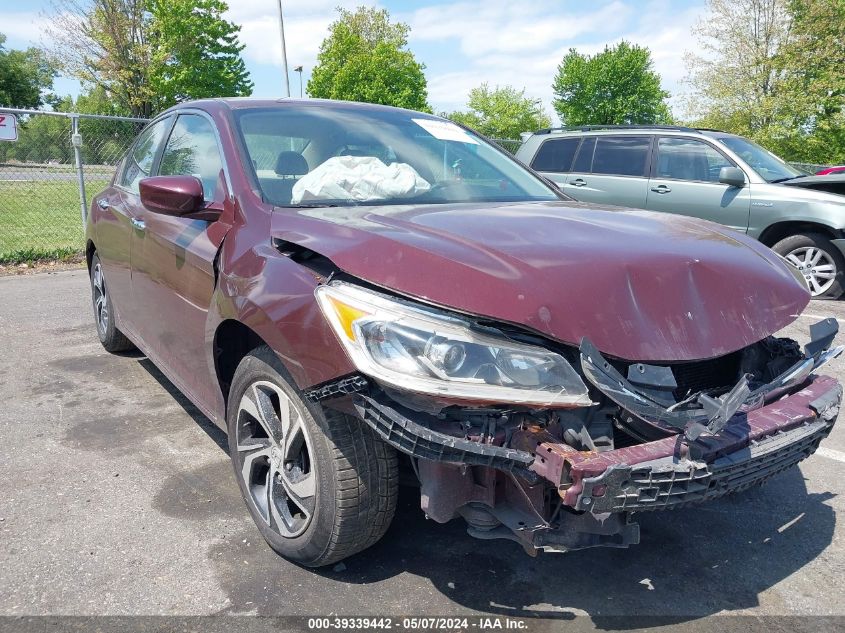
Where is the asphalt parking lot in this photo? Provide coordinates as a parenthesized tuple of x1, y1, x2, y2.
(1, 269, 844, 628)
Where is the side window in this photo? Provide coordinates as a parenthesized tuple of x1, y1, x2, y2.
(530, 138, 580, 173)
(119, 117, 171, 193)
(656, 137, 735, 182)
(592, 136, 651, 177)
(158, 114, 225, 201)
(571, 137, 596, 173)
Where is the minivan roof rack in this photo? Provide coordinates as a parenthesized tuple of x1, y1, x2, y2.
(534, 124, 699, 134)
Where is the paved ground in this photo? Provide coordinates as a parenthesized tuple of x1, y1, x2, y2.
(0, 167, 114, 182)
(1, 270, 844, 628)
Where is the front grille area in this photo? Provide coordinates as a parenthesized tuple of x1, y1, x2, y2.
(575, 418, 832, 513)
(670, 351, 741, 400)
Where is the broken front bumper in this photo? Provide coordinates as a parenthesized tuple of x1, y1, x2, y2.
(524, 374, 841, 513)
(355, 375, 841, 515)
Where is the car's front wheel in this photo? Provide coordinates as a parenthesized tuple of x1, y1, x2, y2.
(226, 346, 398, 567)
(772, 233, 845, 299)
(89, 253, 135, 352)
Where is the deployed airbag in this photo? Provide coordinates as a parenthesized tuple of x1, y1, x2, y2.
(291, 156, 431, 203)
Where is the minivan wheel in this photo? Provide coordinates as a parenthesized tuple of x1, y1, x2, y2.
(89, 253, 135, 352)
(772, 233, 845, 299)
(226, 346, 398, 567)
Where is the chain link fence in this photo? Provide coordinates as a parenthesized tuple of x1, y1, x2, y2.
(0, 118, 836, 264)
(490, 138, 522, 155)
(0, 108, 147, 264)
(789, 162, 831, 175)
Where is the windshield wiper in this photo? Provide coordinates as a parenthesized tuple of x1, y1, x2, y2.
(278, 201, 356, 208)
(771, 176, 802, 183)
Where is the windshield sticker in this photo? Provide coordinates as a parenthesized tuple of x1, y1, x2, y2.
(412, 118, 479, 145)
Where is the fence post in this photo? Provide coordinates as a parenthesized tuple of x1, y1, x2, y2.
(70, 115, 88, 227)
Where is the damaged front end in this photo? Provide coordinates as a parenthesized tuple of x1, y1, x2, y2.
(311, 280, 843, 555)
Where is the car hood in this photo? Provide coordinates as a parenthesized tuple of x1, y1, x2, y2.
(781, 174, 845, 197)
(270, 200, 809, 362)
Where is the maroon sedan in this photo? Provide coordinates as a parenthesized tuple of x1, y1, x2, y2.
(87, 99, 843, 566)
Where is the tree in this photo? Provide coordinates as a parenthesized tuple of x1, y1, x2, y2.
(147, 0, 252, 107)
(446, 84, 551, 139)
(44, 0, 152, 117)
(683, 0, 797, 153)
(44, 0, 252, 118)
(777, 0, 845, 163)
(552, 41, 670, 125)
(0, 34, 56, 108)
(307, 7, 429, 112)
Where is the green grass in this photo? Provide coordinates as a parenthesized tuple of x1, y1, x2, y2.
(0, 179, 108, 264)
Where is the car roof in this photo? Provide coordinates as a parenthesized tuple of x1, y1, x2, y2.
(163, 97, 439, 120)
(530, 125, 733, 138)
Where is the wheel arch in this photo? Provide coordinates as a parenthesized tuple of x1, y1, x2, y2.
(85, 239, 97, 271)
(213, 319, 269, 407)
(758, 221, 839, 248)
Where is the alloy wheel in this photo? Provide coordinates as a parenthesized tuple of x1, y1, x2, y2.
(235, 380, 316, 538)
(783, 246, 837, 296)
(91, 262, 109, 337)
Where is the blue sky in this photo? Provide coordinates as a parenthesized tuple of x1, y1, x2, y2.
(1, 0, 706, 120)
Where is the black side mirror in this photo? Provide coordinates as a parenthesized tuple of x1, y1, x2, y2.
(719, 166, 746, 188)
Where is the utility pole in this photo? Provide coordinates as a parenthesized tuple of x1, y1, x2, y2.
(276, 0, 290, 97)
(294, 66, 303, 98)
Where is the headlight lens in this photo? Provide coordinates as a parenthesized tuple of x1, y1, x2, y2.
(316, 282, 591, 407)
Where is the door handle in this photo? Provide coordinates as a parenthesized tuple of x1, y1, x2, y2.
(96, 198, 110, 210)
(571, 178, 587, 187)
(650, 185, 672, 194)
(131, 218, 146, 231)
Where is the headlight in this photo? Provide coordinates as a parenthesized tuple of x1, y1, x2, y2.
(316, 281, 592, 407)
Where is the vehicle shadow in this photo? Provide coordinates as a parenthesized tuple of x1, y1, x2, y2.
(326, 467, 835, 624)
(136, 356, 229, 453)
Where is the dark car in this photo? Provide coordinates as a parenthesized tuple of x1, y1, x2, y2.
(87, 99, 843, 567)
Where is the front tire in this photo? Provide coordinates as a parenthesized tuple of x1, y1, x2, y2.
(772, 233, 845, 299)
(227, 346, 398, 567)
(89, 253, 135, 352)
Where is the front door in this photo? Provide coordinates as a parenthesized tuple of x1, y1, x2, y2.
(130, 113, 232, 407)
(95, 116, 172, 334)
(646, 136, 751, 233)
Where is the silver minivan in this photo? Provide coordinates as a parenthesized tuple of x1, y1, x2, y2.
(517, 125, 845, 298)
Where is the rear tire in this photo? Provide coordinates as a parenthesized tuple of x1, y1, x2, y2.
(89, 253, 135, 352)
(772, 233, 845, 299)
(226, 346, 398, 567)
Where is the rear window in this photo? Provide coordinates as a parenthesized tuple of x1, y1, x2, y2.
(530, 137, 580, 173)
(591, 136, 651, 177)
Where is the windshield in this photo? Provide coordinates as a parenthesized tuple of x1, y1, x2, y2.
(235, 105, 560, 207)
(717, 136, 805, 182)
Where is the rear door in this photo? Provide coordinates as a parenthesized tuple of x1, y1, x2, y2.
(528, 136, 580, 188)
(130, 112, 232, 406)
(563, 135, 652, 208)
(646, 136, 751, 232)
(95, 116, 172, 336)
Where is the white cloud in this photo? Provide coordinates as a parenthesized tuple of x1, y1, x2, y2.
(3, 0, 705, 122)
(0, 12, 50, 48)
(225, 0, 380, 70)
(409, 0, 632, 57)
(405, 0, 705, 119)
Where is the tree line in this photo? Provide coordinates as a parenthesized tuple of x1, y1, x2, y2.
(1, 1, 843, 165)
